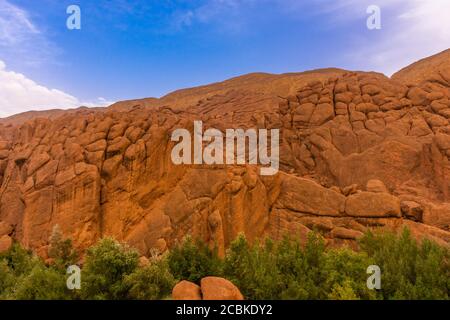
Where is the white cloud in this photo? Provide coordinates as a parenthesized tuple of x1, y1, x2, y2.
(0, 1, 113, 118)
(374, 0, 450, 75)
(0, 60, 113, 118)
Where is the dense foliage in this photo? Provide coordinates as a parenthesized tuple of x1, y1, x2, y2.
(222, 233, 378, 300)
(167, 236, 222, 283)
(0, 228, 448, 300)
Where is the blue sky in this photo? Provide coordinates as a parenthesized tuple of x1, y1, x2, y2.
(1, 0, 449, 117)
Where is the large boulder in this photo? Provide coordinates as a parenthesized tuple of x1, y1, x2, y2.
(200, 277, 244, 300)
(172, 281, 202, 300)
(277, 175, 345, 216)
(345, 192, 401, 217)
(366, 179, 388, 193)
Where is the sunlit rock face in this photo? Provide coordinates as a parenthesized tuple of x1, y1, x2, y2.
(1, 50, 450, 257)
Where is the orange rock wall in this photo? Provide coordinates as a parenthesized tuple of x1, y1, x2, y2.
(1, 58, 450, 257)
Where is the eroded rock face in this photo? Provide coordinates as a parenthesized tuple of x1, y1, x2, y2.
(0, 53, 450, 257)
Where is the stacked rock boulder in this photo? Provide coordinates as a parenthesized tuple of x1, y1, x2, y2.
(172, 277, 244, 300)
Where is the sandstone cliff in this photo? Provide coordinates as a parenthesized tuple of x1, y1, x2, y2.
(0, 52, 449, 257)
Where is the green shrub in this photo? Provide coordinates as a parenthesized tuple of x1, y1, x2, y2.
(328, 279, 359, 300)
(123, 258, 176, 300)
(48, 225, 79, 270)
(290, 232, 328, 299)
(0, 243, 70, 300)
(167, 236, 222, 283)
(0, 243, 36, 276)
(0, 228, 448, 300)
(222, 230, 447, 300)
(81, 238, 139, 300)
(322, 248, 378, 300)
(275, 235, 312, 300)
(224, 235, 284, 300)
(359, 228, 449, 300)
(12, 263, 69, 300)
(223, 233, 331, 300)
(0, 260, 14, 298)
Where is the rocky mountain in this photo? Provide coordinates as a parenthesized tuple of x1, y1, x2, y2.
(0, 51, 449, 257)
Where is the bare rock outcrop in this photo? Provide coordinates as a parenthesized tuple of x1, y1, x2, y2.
(0, 52, 449, 258)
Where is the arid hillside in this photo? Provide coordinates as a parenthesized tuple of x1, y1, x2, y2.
(0, 51, 449, 258)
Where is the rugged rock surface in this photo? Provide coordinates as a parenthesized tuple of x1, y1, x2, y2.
(0, 51, 450, 256)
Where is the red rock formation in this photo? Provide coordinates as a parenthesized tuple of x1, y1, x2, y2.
(0, 52, 449, 256)
(172, 277, 244, 300)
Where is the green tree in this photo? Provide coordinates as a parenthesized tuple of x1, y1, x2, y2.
(0, 242, 36, 276)
(322, 248, 378, 300)
(81, 238, 139, 300)
(48, 225, 79, 270)
(123, 258, 175, 300)
(12, 263, 69, 300)
(168, 236, 222, 283)
(224, 235, 284, 300)
(0, 260, 14, 298)
(328, 280, 359, 300)
(359, 228, 449, 300)
(0, 228, 448, 301)
(0, 242, 71, 300)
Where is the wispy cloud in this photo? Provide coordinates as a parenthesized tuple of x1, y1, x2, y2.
(0, 60, 113, 118)
(170, 0, 256, 33)
(0, 0, 39, 44)
(312, 0, 450, 75)
(374, 0, 450, 75)
(169, 0, 450, 74)
(0, 0, 58, 67)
